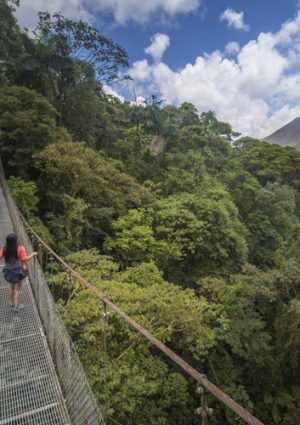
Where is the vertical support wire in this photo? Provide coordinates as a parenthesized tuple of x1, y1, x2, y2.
(201, 385, 206, 425)
(49, 254, 55, 298)
(103, 302, 109, 424)
(37, 242, 44, 310)
(38, 241, 43, 271)
(45, 248, 49, 275)
(195, 378, 213, 424)
(67, 271, 72, 303)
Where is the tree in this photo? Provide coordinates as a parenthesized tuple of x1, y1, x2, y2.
(152, 187, 248, 281)
(62, 81, 101, 146)
(247, 182, 297, 267)
(106, 184, 248, 282)
(199, 111, 240, 140)
(51, 249, 221, 425)
(157, 150, 206, 196)
(35, 12, 129, 125)
(0, 85, 58, 176)
(7, 176, 38, 218)
(223, 160, 261, 219)
(47, 195, 89, 251)
(232, 137, 300, 190)
(112, 127, 154, 179)
(0, 0, 25, 83)
(197, 264, 278, 424)
(272, 299, 300, 424)
(174, 125, 231, 175)
(7, 175, 53, 243)
(177, 102, 200, 128)
(36, 12, 128, 83)
(35, 141, 154, 251)
(105, 209, 179, 268)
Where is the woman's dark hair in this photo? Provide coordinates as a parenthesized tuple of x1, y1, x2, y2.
(3, 233, 18, 263)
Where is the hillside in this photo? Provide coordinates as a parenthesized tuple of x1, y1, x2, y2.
(264, 116, 300, 149)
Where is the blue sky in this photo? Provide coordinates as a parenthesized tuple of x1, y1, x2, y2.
(103, 0, 298, 69)
(15, 0, 300, 137)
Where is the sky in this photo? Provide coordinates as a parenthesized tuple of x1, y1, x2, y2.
(14, 0, 300, 137)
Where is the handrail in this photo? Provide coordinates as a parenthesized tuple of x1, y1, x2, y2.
(19, 206, 264, 425)
(0, 159, 105, 425)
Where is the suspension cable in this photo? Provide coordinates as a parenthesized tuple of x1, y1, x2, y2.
(18, 212, 264, 425)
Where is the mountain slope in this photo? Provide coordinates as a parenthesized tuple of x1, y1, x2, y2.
(264, 117, 300, 149)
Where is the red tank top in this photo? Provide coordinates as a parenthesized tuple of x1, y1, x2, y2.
(0, 245, 27, 269)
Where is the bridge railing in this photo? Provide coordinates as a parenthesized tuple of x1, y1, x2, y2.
(0, 159, 265, 425)
(0, 161, 105, 425)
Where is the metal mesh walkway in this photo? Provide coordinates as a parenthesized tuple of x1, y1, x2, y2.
(0, 186, 71, 425)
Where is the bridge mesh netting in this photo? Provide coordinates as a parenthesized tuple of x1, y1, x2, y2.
(0, 158, 265, 425)
(0, 166, 105, 424)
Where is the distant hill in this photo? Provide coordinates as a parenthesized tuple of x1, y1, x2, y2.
(263, 117, 300, 150)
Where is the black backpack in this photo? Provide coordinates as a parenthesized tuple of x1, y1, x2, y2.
(3, 260, 28, 284)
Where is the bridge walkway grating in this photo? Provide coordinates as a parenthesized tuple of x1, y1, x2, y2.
(0, 186, 71, 425)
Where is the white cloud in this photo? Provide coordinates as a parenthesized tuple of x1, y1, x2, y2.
(130, 60, 153, 81)
(15, 0, 201, 29)
(225, 41, 240, 55)
(261, 105, 300, 139)
(98, 0, 201, 24)
(220, 8, 249, 31)
(145, 33, 170, 62)
(103, 85, 125, 102)
(130, 96, 147, 106)
(128, 12, 300, 137)
(237, 33, 287, 98)
(277, 10, 300, 39)
(15, 0, 92, 30)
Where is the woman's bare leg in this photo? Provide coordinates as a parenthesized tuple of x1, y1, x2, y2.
(10, 284, 15, 306)
(15, 281, 23, 308)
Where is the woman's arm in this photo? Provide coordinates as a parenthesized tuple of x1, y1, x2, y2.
(23, 252, 38, 262)
(18, 246, 37, 263)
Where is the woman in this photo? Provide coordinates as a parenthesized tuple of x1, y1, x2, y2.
(0, 233, 37, 312)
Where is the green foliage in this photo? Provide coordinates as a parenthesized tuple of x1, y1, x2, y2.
(3, 8, 300, 422)
(117, 262, 164, 287)
(7, 176, 38, 218)
(270, 300, 300, 423)
(33, 12, 128, 126)
(247, 182, 297, 267)
(155, 187, 248, 272)
(224, 162, 261, 219)
(0, 85, 57, 176)
(197, 265, 289, 424)
(62, 82, 101, 146)
(0, 0, 24, 63)
(36, 12, 129, 83)
(51, 250, 221, 425)
(200, 111, 240, 140)
(0, 0, 32, 88)
(35, 141, 153, 252)
(157, 150, 206, 195)
(112, 127, 154, 179)
(105, 209, 178, 268)
(177, 102, 200, 127)
(233, 137, 300, 190)
(107, 185, 248, 282)
(47, 195, 89, 251)
(7, 175, 53, 244)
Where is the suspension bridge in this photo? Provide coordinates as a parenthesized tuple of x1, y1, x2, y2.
(0, 161, 265, 425)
